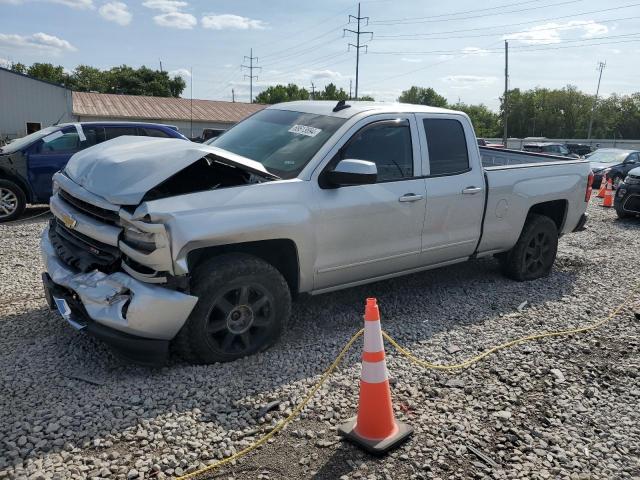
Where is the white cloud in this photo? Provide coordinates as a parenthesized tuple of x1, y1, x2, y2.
(168, 68, 190, 78)
(1, 0, 94, 7)
(442, 75, 497, 89)
(0, 32, 77, 53)
(0, 57, 10, 67)
(154, 11, 196, 29)
(201, 14, 266, 30)
(302, 69, 342, 81)
(99, 1, 131, 26)
(506, 20, 608, 45)
(462, 47, 490, 56)
(401, 57, 422, 63)
(142, 0, 186, 12)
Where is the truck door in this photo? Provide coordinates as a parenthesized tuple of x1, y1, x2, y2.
(27, 126, 103, 201)
(312, 115, 427, 290)
(415, 114, 485, 265)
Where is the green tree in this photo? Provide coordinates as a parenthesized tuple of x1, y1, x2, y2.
(452, 102, 500, 137)
(317, 83, 349, 101)
(9, 62, 27, 74)
(357, 94, 375, 101)
(24, 63, 70, 86)
(255, 84, 310, 104)
(398, 86, 448, 108)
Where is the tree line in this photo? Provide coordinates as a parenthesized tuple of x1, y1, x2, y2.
(398, 85, 640, 140)
(7, 62, 186, 98)
(254, 83, 374, 103)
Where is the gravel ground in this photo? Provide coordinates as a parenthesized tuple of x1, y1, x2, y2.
(1, 199, 639, 480)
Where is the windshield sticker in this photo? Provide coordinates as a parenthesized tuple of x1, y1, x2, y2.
(73, 123, 87, 142)
(42, 131, 64, 143)
(288, 125, 322, 138)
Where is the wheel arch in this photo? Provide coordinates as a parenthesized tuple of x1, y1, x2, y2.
(186, 239, 301, 296)
(0, 168, 33, 203)
(526, 199, 567, 233)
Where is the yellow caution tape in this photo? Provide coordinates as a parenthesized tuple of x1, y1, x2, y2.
(177, 289, 638, 479)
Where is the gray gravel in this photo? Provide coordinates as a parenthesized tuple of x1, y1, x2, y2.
(1, 199, 639, 480)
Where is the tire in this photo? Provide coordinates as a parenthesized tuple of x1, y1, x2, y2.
(0, 179, 27, 223)
(175, 253, 291, 364)
(499, 214, 559, 281)
(615, 203, 631, 219)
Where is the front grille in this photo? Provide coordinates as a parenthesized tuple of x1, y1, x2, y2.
(49, 218, 121, 273)
(59, 189, 120, 225)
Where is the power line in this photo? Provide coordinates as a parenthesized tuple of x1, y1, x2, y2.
(373, 3, 640, 38)
(367, 33, 640, 55)
(375, 15, 640, 41)
(371, 0, 585, 25)
(374, 0, 546, 23)
(241, 48, 261, 103)
(344, 2, 373, 100)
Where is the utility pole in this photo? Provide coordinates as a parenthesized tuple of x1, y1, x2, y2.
(344, 3, 372, 100)
(232, 89, 235, 103)
(587, 61, 606, 140)
(502, 41, 509, 147)
(159, 59, 163, 73)
(349, 79, 353, 100)
(242, 48, 261, 103)
(189, 67, 193, 139)
(310, 82, 316, 100)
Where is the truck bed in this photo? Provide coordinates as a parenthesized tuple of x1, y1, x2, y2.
(479, 146, 578, 168)
(476, 147, 590, 256)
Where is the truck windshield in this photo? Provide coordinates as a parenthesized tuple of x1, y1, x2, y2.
(0, 126, 60, 154)
(211, 109, 346, 179)
(587, 150, 630, 164)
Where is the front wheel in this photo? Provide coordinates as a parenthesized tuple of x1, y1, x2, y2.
(0, 179, 27, 223)
(175, 253, 291, 364)
(499, 214, 559, 281)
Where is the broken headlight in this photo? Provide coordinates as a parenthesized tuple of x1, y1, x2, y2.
(122, 224, 157, 252)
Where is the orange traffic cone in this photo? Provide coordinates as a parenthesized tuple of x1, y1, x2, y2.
(602, 178, 614, 208)
(338, 298, 413, 455)
(597, 174, 607, 198)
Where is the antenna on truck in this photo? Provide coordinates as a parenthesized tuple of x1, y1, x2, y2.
(333, 100, 351, 112)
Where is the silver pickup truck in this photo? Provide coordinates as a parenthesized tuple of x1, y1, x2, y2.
(40, 101, 592, 364)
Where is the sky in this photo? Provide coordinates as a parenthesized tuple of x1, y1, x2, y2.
(1, 0, 639, 110)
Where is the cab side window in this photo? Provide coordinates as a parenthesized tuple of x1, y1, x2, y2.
(422, 119, 469, 176)
(39, 130, 80, 153)
(105, 126, 138, 140)
(139, 127, 171, 138)
(341, 122, 413, 182)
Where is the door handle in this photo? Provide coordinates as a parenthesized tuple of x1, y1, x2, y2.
(399, 193, 424, 202)
(462, 186, 482, 195)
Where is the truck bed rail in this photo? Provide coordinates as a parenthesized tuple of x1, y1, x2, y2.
(479, 146, 587, 169)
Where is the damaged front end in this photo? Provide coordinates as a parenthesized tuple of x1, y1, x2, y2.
(41, 137, 277, 363)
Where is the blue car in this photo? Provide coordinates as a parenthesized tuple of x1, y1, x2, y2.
(0, 122, 187, 221)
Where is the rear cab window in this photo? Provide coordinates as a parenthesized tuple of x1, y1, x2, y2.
(422, 118, 470, 176)
(139, 127, 171, 138)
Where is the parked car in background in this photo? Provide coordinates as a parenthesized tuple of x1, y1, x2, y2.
(523, 142, 579, 158)
(477, 138, 504, 148)
(191, 128, 227, 143)
(614, 166, 640, 219)
(40, 101, 590, 363)
(587, 148, 640, 188)
(0, 122, 188, 222)
(566, 143, 594, 157)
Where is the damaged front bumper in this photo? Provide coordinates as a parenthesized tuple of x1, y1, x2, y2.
(41, 227, 198, 363)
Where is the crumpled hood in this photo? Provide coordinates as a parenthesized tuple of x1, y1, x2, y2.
(64, 136, 277, 205)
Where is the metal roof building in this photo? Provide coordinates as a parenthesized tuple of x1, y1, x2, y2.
(72, 92, 265, 138)
(0, 67, 75, 140)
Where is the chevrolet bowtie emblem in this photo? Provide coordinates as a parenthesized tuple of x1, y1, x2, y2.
(61, 213, 77, 229)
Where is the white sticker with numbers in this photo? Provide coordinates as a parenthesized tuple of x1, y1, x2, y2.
(288, 125, 322, 137)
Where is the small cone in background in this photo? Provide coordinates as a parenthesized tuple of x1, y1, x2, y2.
(338, 298, 413, 455)
(597, 174, 607, 198)
(602, 178, 614, 208)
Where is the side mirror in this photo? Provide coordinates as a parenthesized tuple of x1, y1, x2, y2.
(323, 159, 377, 188)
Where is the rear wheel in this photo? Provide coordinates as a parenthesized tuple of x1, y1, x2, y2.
(0, 179, 27, 223)
(175, 253, 291, 364)
(500, 214, 559, 281)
